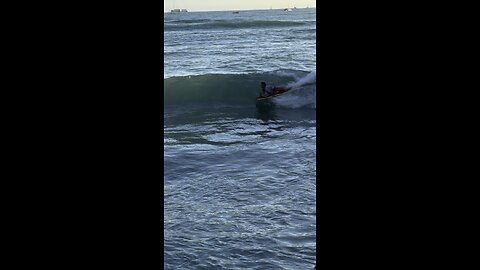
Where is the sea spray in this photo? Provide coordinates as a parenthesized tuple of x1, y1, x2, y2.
(268, 71, 316, 109)
(287, 71, 316, 89)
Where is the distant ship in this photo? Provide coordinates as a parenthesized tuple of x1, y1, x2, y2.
(170, 9, 187, 13)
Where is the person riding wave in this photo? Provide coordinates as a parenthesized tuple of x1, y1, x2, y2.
(259, 82, 289, 97)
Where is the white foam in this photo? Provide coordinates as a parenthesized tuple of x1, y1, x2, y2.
(286, 71, 316, 89)
(274, 86, 316, 109)
(271, 71, 316, 109)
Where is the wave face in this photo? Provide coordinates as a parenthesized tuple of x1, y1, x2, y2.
(164, 19, 314, 31)
(164, 70, 316, 108)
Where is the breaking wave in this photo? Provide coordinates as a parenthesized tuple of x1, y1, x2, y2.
(164, 70, 316, 109)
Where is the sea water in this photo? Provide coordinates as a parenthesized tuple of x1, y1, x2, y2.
(164, 8, 316, 269)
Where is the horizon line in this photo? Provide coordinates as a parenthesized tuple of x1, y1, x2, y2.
(164, 7, 316, 13)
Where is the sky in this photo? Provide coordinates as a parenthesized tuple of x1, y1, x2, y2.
(164, 0, 316, 12)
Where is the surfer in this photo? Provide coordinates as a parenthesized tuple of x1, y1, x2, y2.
(260, 82, 289, 97)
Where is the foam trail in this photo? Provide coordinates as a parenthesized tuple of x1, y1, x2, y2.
(274, 86, 316, 109)
(287, 71, 316, 89)
(273, 71, 316, 109)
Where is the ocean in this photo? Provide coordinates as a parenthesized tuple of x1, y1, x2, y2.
(164, 8, 316, 269)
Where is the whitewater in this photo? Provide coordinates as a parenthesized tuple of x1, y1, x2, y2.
(164, 8, 316, 269)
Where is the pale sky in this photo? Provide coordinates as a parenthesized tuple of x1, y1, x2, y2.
(164, 0, 316, 12)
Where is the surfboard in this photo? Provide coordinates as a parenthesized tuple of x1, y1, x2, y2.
(256, 90, 289, 101)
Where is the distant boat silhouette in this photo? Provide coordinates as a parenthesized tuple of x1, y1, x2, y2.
(170, 8, 187, 13)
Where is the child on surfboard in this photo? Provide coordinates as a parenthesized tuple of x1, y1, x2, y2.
(259, 81, 289, 97)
